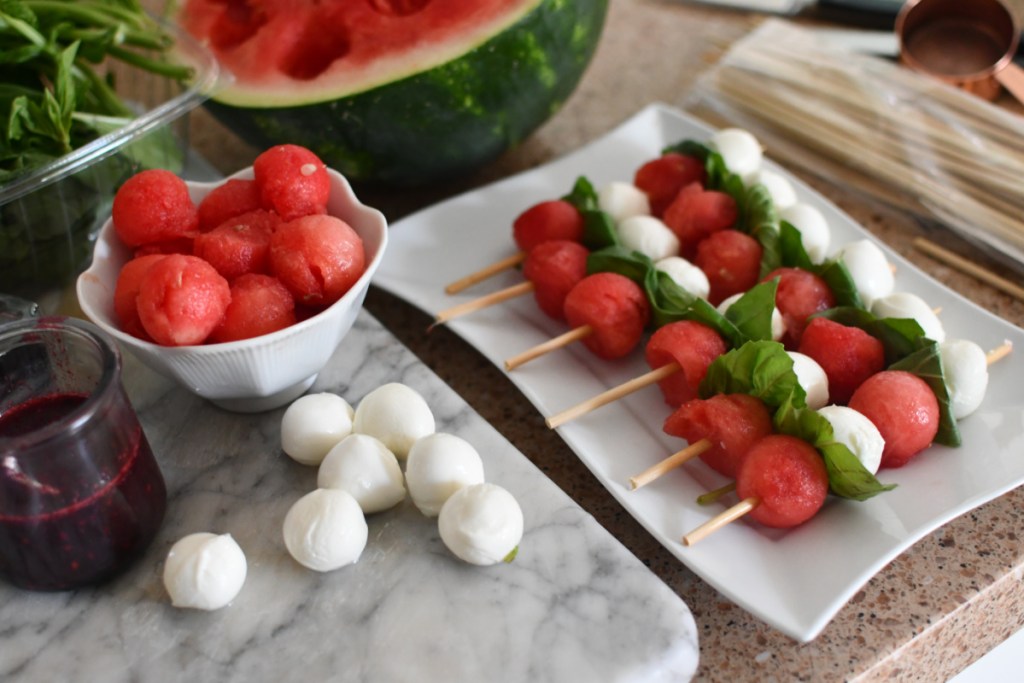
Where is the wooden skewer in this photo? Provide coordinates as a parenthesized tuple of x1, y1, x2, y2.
(504, 325, 592, 371)
(913, 238, 1024, 302)
(546, 363, 681, 429)
(433, 281, 534, 327)
(987, 341, 1014, 365)
(629, 439, 711, 490)
(683, 497, 760, 546)
(444, 252, 527, 294)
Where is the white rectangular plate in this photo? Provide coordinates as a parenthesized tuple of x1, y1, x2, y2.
(372, 103, 1024, 642)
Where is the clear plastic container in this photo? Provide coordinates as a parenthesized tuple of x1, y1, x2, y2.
(0, 22, 222, 304)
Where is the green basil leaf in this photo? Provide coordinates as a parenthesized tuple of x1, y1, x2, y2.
(721, 279, 778, 342)
(699, 340, 805, 409)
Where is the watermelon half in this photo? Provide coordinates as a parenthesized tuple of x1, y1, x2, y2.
(178, 0, 609, 186)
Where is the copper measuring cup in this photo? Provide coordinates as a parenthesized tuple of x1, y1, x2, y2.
(895, 0, 1024, 103)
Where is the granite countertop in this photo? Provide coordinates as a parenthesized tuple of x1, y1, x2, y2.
(74, 0, 1024, 680)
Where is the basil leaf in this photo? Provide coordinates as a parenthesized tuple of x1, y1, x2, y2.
(742, 183, 782, 276)
(699, 340, 805, 409)
(721, 279, 778, 342)
(560, 176, 618, 249)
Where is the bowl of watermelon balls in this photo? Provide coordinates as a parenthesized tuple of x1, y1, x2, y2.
(76, 144, 387, 413)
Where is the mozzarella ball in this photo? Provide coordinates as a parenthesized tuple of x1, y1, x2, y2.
(655, 256, 710, 299)
(617, 215, 680, 262)
(870, 292, 945, 343)
(718, 292, 786, 341)
(317, 434, 406, 514)
(780, 203, 830, 264)
(788, 351, 830, 410)
(750, 168, 797, 211)
(817, 405, 885, 475)
(352, 383, 435, 460)
(439, 483, 524, 566)
(940, 339, 989, 419)
(280, 392, 355, 466)
(598, 181, 650, 223)
(405, 432, 485, 517)
(163, 533, 247, 610)
(835, 239, 894, 308)
(283, 489, 367, 572)
(709, 128, 763, 181)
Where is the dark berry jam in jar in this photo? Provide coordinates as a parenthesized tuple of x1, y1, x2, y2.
(0, 317, 166, 591)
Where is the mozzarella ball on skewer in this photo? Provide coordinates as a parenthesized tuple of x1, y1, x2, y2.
(835, 239, 895, 308)
(709, 128, 763, 181)
(787, 351, 830, 410)
(870, 292, 945, 342)
(317, 434, 406, 514)
(163, 533, 247, 610)
(283, 488, 368, 572)
(940, 339, 989, 419)
(750, 168, 797, 211)
(280, 392, 355, 466)
(352, 383, 435, 460)
(438, 483, 524, 566)
(405, 432, 486, 517)
(617, 215, 680, 262)
(780, 203, 830, 264)
(655, 255, 710, 300)
(817, 405, 885, 475)
(717, 292, 786, 342)
(598, 181, 650, 223)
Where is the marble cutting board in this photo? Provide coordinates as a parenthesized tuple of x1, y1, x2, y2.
(0, 311, 699, 683)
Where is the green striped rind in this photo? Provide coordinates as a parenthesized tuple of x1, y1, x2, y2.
(206, 0, 609, 186)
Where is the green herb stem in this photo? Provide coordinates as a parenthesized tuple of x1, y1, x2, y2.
(106, 44, 193, 80)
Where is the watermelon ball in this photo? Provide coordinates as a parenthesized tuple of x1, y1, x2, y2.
(269, 214, 366, 307)
(736, 434, 829, 529)
(562, 272, 650, 360)
(136, 254, 232, 346)
(253, 144, 331, 221)
(633, 153, 706, 218)
(798, 317, 885, 405)
(133, 236, 195, 259)
(644, 320, 727, 407)
(762, 267, 836, 349)
(664, 394, 773, 479)
(848, 370, 940, 469)
(520, 239, 589, 320)
(208, 274, 297, 343)
(112, 169, 199, 247)
(694, 229, 763, 305)
(197, 178, 263, 232)
(662, 183, 739, 259)
(511, 199, 584, 253)
(193, 209, 279, 280)
(113, 254, 168, 340)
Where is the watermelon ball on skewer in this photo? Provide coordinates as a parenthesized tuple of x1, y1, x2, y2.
(112, 169, 199, 247)
(644, 320, 727, 407)
(848, 370, 940, 469)
(208, 274, 297, 344)
(193, 209, 280, 281)
(694, 229, 763, 305)
(662, 183, 739, 259)
(735, 434, 830, 529)
(512, 199, 585, 252)
(762, 267, 836, 349)
(663, 393, 774, 479)
(798, 316, 885, 405)
(633, 152, 706, 218)
(135, 254, 232, 347)
(196, 178, 263, 232)
(269, 214, 366, 308)
(562, 272, 651, 360)
(521, 240, 590, 320)
(253, 144, 331, 221)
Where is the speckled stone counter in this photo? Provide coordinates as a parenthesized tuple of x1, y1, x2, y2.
(185, 1, 1024, 680)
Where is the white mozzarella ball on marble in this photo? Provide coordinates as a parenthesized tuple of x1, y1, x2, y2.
(598, 181, 650, 224)
(655, 256, 710, 300)
(617, 215, 680, 262)
(817, 405, 885, 475)
(870, 292, 945, 343)
(317, 434, 406, 514)
(280, 393, 355, 466)
(750, 168, 797, 211)
(717, 292, 786, 341)
(352, 383, 435, 460)
(940, 339, 990, 419)
(283, 488, 368, 572)
(163, 533, 247, 610)
(780, 203, 830, 264)
(405, 432, 486, 517)
(787, 351, 830, 410)
(439, 483, 524, 566)
(709, 128, 763, 181)
(835, 239, 894, 308)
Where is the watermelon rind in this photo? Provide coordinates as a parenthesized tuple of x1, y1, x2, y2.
(197, 0, 609, 186)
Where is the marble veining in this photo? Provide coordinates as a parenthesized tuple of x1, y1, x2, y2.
(0, 312, 698, 682)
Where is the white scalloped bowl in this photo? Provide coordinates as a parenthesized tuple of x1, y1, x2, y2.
(76, 167, 387, 412)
